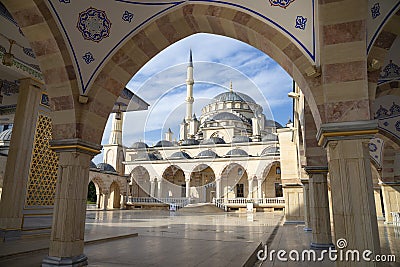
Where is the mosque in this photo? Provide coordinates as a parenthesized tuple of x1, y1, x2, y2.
(0, 1, 399, 266)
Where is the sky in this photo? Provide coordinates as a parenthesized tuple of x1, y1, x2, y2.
(93, 33, 293, 164)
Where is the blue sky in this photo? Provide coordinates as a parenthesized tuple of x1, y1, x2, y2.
(93, 33, 293, 163)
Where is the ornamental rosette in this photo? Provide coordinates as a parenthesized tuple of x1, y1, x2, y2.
(77, 7, 111, 43)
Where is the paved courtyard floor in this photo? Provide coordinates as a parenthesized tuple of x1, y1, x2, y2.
(0, 210, 399, 266)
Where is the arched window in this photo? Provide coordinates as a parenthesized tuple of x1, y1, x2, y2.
(276, 167, 281, 175)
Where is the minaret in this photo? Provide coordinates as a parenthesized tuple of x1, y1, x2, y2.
(186, 50, 194, 121)
(109, 111, 123, 145)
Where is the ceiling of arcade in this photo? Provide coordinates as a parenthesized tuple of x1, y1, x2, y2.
(0, 0, 399, 143)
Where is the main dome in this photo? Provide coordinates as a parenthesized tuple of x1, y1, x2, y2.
(212, 91, 256, 104)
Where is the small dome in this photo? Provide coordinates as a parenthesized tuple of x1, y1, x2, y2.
(261, 146, 280, 156)
(96, 163, 117, 173)
(226, 148, 248, 157)
(0, 128, 12, 141)
(90, 161, 97, 169)
(231, 136, 252, 143)
(181, 138, 200, 146)
(154, 140, 174, 147)
(262, 133, 278, 141)
(134, 152, 160, 161)
(200, 137, 226, 145)
(212, 112, 242, 121)
(168, 151, 192, 159)
(197, 150, 219, 158)
(265, 120, 283, 129)
(131, 142, 148, 149)
(212, 91, 255, 104)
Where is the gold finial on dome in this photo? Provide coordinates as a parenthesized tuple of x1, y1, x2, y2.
(230, 81, 233, 92)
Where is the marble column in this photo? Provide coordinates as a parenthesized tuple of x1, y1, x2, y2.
(381, 183, 400, 224)
(96, 194, 101, 209)
(257, 178, 263, 199)
(0, 78, 42, 240)
(325, 137, 380, 259)
(305, 166, 333, 249)
(282, 184, 304, 224)
(150, 180, 155, 197)
(373, 187, 384, 220)
(102, 193, 109, 210)
(185, 179, 190, 198)
(301, 178, 312, 232)
(42, 140, 101, 267)
(157, 179, 162, 199)
(247, 177, 253, 198)
(215, 178, 221, 199)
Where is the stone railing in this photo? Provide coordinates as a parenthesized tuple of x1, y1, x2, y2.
(392, 212, 400, 226)
(127, 197, 191, 208)
(213, 197, 285, 209)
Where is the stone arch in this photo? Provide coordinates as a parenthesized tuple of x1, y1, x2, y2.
(368, 9, 400, 103)
(130, 166, 151, 197)
(90, 176, 106, 195)
(260, 161, 282, 198)
(162, 165, 185, 186)
(220, 162, 248, 198)
(190, 164, 216, 202)
(1, 0, 81, 141)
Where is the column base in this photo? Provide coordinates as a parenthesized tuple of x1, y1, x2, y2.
(0, 229, 21, 241)
(303, 227, 312, 232)
(310, 242, 334, 250)
(42, 254, 88, 267)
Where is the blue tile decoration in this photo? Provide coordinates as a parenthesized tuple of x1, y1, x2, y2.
(269, 0, 296, 9)
(122, 10, 134, 23)
(371, 3, 380, 19)
(295, 16, 307, 30)
(369, 143, 378, 152)
(77, 7, 111, 43)
(23, 47, 36, 58)
(82, 52, 94, 64)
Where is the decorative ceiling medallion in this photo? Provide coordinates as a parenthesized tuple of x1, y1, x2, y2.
(77, 7, 111, 43)
(269, 0, 295, 9)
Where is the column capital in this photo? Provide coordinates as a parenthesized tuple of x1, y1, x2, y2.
(316, 120, 378, 147)
(300, 178, 309, 184)
(304, 166, 329, 175)
(50, 139, 102, 156)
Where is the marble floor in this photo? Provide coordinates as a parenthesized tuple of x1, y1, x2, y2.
(0, 210, 399, 266)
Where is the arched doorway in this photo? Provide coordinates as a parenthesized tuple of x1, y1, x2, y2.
(190, 164, 216, 202)
(261, 162, 282, 198)
(220, 163, 248, 199)
(130, 166, 151, 197)
(162, 165, 185, 198)
(109, 181, 121, 209)
(87, 181, 97, 204)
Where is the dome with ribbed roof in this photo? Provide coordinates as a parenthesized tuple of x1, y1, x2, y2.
(226, 148, 248, 157)
(212, 91, 255, 104)
(96, 163, 116, 173)
(200, 137, 226, 145)
(168, 151, 192, 159)
(0, 128, 12, 141)
(131, 141, 148, 149)
(231, 136, 252, 143)
(261, 146, 280, 156)
(90, 161, 97, 169)
(181, 139, 200, 146)
(134, 152, 160, 161)
(154, 140, 174, 147)
(197, 150, 219, 158)
(262, 133, 278, 141)
(212, 112, 242, 121)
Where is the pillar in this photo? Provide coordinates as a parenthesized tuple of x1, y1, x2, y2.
(381, 183, 400, 224)
(282, 184, 304, 224)
(247, 177, 253, 198)
(150, 180, 155, 197)
(301, 179, 312, 232)
(0, 78, 42, 240)
(185, 179, 190, 198)
(96, 193, 101, 209)
(42, 141, 100, 266)
(373, 187, 384, 220)
(257, 178, 262, 199)
(305, 166, 333, 249)
(320, 127, 380, 260)
(215, 178, 221, 199)
(102, 193, 108, 210)
(157, 179, 162, 199)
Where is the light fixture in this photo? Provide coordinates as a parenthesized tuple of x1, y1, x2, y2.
(367, 58, 381, 72)
(2, 39, 15, 67)
(305, 65, 321, 78)
(288, 92, 300, 98)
